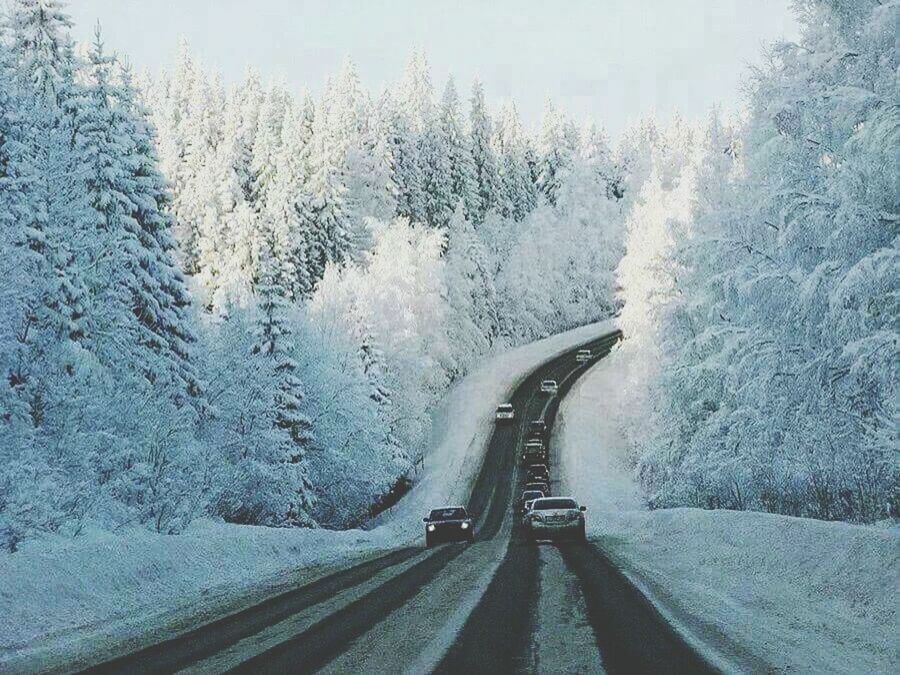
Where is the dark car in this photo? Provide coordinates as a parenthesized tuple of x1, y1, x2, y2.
(423, 506, 474, 547)
(526, 419, 548, 443)
(522, 439, 548, 465)
(517, 489, 545, 513)
(525, 480, 550, 497)
(526, 464, 550, 482)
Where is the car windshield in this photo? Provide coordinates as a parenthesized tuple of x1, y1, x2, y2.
(497, 404, 513, 411)
(542, 380, 556, 386)
(429, 507, 467, 521)
(533, 498, 577, 510)
(529, 421, 545, 429)
(522, 491, 544, 500)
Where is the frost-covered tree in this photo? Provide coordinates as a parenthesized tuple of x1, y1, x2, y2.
(536, 101, 578, 206)
(115, 63, 204, 405)
(384, 95, 424, 224)
(439, 79, 478, 221)
(620, 0, 898, 523)
(444, 203, 500, 369)
(468, 79, 500, 223)
(494, 102, 537, 221)
(250, 241, 315, 525)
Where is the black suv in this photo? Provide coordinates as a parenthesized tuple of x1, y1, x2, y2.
(423, 506, 474, 547)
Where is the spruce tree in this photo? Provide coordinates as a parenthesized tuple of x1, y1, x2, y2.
(468, 79, 500, 223)
(252, 238, 315, 525)
(439, 79, 478, 222)
(117, 63, 205, 405)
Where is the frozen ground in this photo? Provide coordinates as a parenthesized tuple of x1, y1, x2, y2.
(556, 342, 900, 674)
(0, 319, 615, 671)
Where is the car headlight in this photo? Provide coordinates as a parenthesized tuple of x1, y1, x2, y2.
(530, 514, 542, 522)
(427, 524, 436, 532)
(461, 522, 469, 529)
(568, 512, 580, 521)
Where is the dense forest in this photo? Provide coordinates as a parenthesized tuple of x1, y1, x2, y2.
(0, 0, 895, 553)
(616, 0, 897, 523)
(0, 0, 628, 550)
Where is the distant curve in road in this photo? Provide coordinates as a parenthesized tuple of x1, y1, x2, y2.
(79, 328, 716, 675)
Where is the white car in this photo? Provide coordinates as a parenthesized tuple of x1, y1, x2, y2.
(524, 497, 586, 541)
(495, 403, 515, 422)
(575, 349, 592, 363)
(539, 379, 558, 395)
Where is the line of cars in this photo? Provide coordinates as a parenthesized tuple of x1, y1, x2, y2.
(423, 347, 595, 547)
(510, 375, 587, 542)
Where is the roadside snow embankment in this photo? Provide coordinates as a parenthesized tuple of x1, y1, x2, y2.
(0, 319, 616, 671)
(556, 343, 899, 675)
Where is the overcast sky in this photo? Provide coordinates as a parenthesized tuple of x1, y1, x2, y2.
(67, 0, 801, 138)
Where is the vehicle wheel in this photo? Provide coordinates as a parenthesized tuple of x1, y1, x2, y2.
(426, 534, 433, 548)
(467, 533, 475, 544)
(578, 523, 586, 541)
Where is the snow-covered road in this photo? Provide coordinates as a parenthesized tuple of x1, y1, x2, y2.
(7, 321, 891, 674)
(10, 322, 691, 674)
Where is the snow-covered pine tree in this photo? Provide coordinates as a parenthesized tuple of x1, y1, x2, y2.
(115, 62, 205, 406)
(494, 101, 536, 221)
(536, 101, 576, 206)
(439, 78, 479, 222)
(307, 89, 353, 284)
(261, 96, 316, 299)
(383, 94, 424, 225)
(250, 83, 289, 213)
(7, 0, 73, 103)
(444, 202, 500, 371)
(579, 120, 616, 197)
(252, 236, 315, 526)
(396, 53, 452, 229)
(468, 79, 500, 223)
(420, 110, 454, 229)
(4, 0, 89, 386)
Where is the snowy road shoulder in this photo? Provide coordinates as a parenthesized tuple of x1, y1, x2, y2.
(555, 344, 900, 674)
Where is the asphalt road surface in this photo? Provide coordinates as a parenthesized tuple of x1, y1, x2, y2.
(80, 329, 718, 675)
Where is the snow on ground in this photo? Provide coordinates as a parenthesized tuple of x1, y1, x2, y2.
(0, 319, 616, 670)
(0, 522, 389, 672)
(556, 342, 900, 674)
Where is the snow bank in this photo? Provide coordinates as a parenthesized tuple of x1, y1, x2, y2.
(556, 343, 899, 674)
(0, 522, 388, 669)
(0, 319, 616, 669)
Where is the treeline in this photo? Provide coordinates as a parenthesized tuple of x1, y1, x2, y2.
(616, 0, 898, 523)
(0, 0, 632, 551)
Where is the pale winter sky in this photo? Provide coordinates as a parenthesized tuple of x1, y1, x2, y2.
(67, 0, 801, 138)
